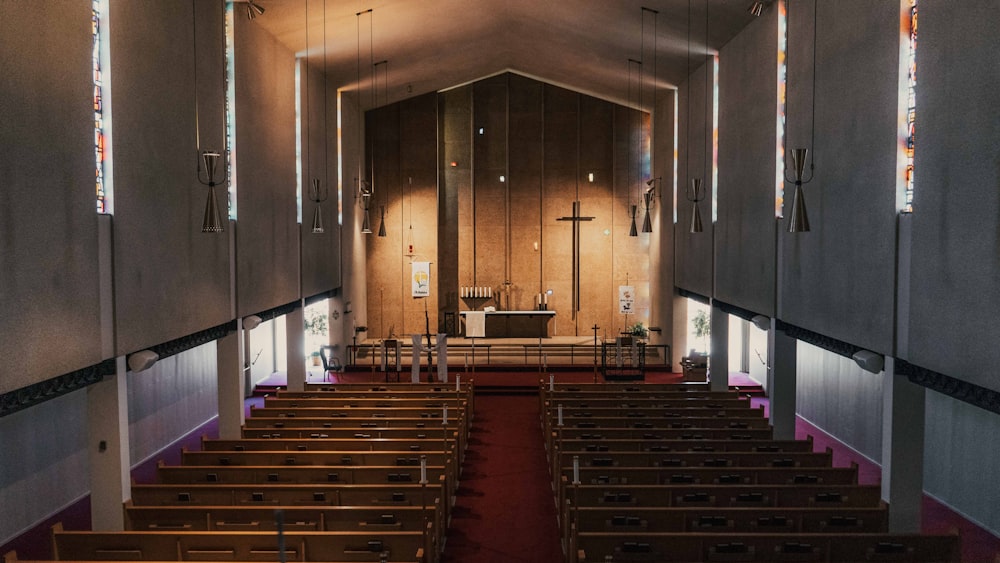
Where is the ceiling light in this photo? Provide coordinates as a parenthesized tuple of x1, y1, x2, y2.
(246, 0, 265, 20)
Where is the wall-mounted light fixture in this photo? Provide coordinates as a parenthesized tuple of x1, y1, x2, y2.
(127, 350, 159, 372)
(750, 314, 771, 331)
(748, 1, 768, 17)
(310, 179, 328, 233)
(687, 178, 705, 233)
(852, 349, 884, 374)
(243, 315, 263, 330)
(356, 9, 374, 234)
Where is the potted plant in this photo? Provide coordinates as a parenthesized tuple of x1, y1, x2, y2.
(628, 322, 649, 339)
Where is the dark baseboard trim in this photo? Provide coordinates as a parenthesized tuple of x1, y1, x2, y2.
(896, 359, 1000, 416)
(0, 359, 117, 418)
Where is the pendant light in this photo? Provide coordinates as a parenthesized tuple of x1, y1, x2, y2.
(356, 9, 373, 234)
(192, 0, 227, 233)
(305, 0, 329, 235)
(374, 59, 388, 238)
(641, 6, 659, 234)
(627, 58, 640, 237)
(683, 0, 703, 234)
(784, 0, 817, 233)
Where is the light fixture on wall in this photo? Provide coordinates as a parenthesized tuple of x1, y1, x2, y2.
(245, 0, 265, 20)
(127, 350, 159, 372)
(310, 179, 328, 233)
(748, 1, 768, 17)
(243, 314, 263, 330)
(784, 0, 818, 233)
(303, 0, 330, 235)
(751, 314, 771, 331)
(627, 58, 641, 237)
(191, 0, 227, 233)
(683, 0, 704, 234)
(687, 178, 705, 233)
(852, 349, 884, 374)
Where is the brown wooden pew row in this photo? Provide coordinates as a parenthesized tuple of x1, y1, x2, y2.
(247, 406, 470, 445)
(7, 554, 425, 563)
(542, 405, 767, 439)
(242, 417, 467, 453)
(155, 462, 453, 494)
(549, 437, 813, 482)
(179, 449, 458, 495)
(203, 436, 461, 463)
(551, 427, 775, 442)
(286, 384, 474, 413)
(241, 427, 461, 442)
(51, 523, 429, 562)
(265, 397, 468, 409)
(554, 467, 861, 515)
(572, 531, 960, 563)
(123, 504, 442, 562)
(569, 505, 889, 535)
(129, 482, 450, 529)
(539, 396, 753, 426)
(545, 417, 772, 455)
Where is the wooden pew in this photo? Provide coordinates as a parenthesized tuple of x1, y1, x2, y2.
(203, 436, 455, 453)
(541, 406, 767, 439)
(154, 462, 453, 496)
(123, 504, 442, 562)
(240, 427, 460, 442)
(550, 427, 775, 442)
(51, 523, 429, 562)
(572, 531, 960, 563)
(555, 437, 812, 453)
(545, 417, 772, 456)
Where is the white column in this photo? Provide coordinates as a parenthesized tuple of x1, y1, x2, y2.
(87, 356, 131, 531)
(881, 357, 925, 533)
(709, 304, 729, 391)
(217, 328, 245, 440)
(286, 304, 306, 391)
(770, 324, 797, 441)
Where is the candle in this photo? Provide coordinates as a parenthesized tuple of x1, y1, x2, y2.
(488, 287, 492, 298)
(443, 405, 448, 425)
(549, 374, 554, 392)
(543, 292, 548, 305)
(420, 455, 427, 483)
(573, 455, 580, 484)
(557, 404, 563, 426)
(456, 375, 461, 391)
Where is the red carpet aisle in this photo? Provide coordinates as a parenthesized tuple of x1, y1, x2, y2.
(441, 395, 563, 563)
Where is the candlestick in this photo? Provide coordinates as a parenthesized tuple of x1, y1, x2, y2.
(420, 455, 427, 484)
(557, 404, 563, 426)
(573, 455, 580, 484)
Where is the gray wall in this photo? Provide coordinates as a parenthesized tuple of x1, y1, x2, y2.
(234, 15, 300, 317)
(127, 343, 218, 466)
(0, 390, 88, 545)
(924, 392, 1000, 534)
(714, 7, 777, 316)
(796, 342, 883, 464)
(0, 1, 103, 395)
(674, 59, 714, 297)
(906, 0, 1000, 393)
(111, 0, 232, 354)
(778, 1, 898, 354)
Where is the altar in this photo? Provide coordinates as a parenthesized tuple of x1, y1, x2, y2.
(459, 310, 556, 338)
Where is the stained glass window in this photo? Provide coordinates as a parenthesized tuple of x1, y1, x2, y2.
(904, 0, 916, 212)
(93, 1, 108, 213)
(775, 0, 787, 217)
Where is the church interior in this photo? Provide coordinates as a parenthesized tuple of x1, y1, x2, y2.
(2, 0, 1000, 561)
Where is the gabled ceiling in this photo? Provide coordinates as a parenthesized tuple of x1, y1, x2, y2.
(249, 0, 763, 110)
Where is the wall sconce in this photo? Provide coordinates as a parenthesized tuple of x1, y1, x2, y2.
(198, 151, 226, 233)
(687, 178, 705, 233)
(127, 350, 159, 372)
(852, 349, 884, 374)
(358, 178, 373, 234)
(243, 315, 263, 331)
(629, 204, 639, 237)
(377, 205, 387, 237)
(748, 1, 768, 17)
(751, 315, 770, 331)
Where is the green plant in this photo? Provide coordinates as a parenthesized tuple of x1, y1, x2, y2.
(629, 322, 648, 338)
(305, 309, 328, 336)
(692, 310, 711, 351)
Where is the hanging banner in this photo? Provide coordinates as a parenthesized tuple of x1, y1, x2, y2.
(619, 285, 635, 314)
(412, 261, 431, 297)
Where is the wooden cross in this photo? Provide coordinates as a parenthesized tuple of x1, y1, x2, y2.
(556, 200, 595, 319)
